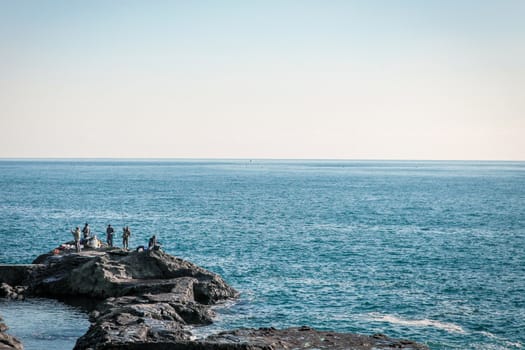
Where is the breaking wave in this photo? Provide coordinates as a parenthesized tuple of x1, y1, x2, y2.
(366, 313, 466, 334)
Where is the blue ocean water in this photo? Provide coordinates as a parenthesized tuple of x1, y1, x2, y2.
(0, 160, 524, 350)
(0, 298, 89, 350)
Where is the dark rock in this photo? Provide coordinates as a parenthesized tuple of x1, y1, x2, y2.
(0, 264, 44, 287)
(203, 327, 429, 349)
(29, 249, 238, 302)
(86, 327, 429, 350)
(74, 309, 191, 350)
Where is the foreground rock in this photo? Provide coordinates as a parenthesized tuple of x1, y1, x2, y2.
(0, 316, 23, 350)
(73, 326, 428, 350)
(0, 245, 428, 350)
(204, 327, 428, 350)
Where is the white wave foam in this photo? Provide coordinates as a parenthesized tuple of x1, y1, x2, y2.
(479, 331, 523, 348)
(366, 313, 466, 334)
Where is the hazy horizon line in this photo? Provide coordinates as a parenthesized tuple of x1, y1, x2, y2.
(1, 157, 523, 163)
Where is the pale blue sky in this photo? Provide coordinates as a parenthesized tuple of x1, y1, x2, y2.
(1, 1, 524, 159)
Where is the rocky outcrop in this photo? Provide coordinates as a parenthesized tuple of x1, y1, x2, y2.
(29, 248, 237, 303)
(24, 247, 238, 349)
(73, 326, 429, 350)
(28, 247, 237, 349)
(0, 316, 23, 350)
(200, 326, 428, 350)
(0, 246, 428, 350)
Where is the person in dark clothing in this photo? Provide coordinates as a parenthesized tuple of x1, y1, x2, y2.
(122, 226, 131, 250)
(148, 235, 157, 250)
(106, 224, 114, 247)
(82, 223, 91, 240)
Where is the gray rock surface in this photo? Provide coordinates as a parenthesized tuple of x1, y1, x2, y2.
(0, 316, 23, 350)
(72, 327, 429, 350)
(0, 245, 428, 350)
(30, 248, 237, 302)
(203, 327, 429, 349)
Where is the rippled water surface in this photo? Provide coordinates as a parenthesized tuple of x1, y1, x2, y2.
(0, 298, 89, 350)
(0, 160, 524, 349)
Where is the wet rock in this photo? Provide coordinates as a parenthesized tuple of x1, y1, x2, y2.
(0, 264, 44, 287)
(0, 316, 23, 350)
(29, 249, 238, 302)
(0, 284, 15, 299)
(0, 284, 26, 301)
(203, 327, 429, 349)
(86, 327, 429, 350)
(74, 302, 192, 350)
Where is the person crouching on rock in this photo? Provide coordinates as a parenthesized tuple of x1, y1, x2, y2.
(106, 224, 114, 247)
(71, 227, 81, 252)
(122, 226, 131, 250)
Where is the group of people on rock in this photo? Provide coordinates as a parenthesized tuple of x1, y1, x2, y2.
(70, 223, 159, 253)
(109, 225, 131, 249)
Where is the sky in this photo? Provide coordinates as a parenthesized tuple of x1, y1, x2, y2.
(0, 0, 524, 160)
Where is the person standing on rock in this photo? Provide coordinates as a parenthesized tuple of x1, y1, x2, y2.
(106, 224, 115, 247)
(122, 226, 131, 250)
(148, 235, 157, 250)
(82, 223, 91, 240)
(71, 227, 81, 252)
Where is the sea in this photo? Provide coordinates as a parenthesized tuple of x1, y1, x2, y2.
(0, 159, 524, 350)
